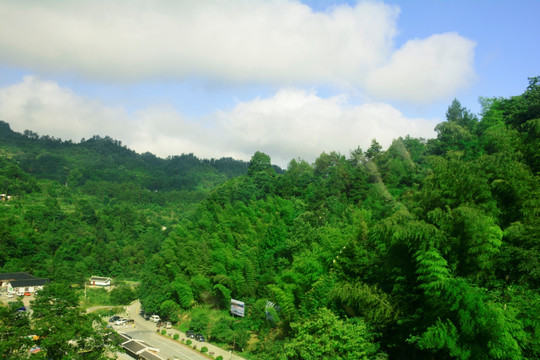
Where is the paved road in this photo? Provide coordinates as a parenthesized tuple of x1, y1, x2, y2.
(113, 300, 245, 360)
(113, 312, 208, 360)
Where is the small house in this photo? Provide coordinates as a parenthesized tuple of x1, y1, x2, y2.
(89, 276, 112, 287)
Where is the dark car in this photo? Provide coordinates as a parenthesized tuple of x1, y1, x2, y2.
(109, 316, 121, 322)
(144, 313, 151, 320)
(195, 333, 205, 342)
(186, 330, 195, 339)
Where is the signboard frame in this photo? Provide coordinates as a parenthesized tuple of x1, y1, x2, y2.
(231, 299, 245, 317)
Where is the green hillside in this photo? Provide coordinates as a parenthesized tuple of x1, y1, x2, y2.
(1, 77, 538, 359)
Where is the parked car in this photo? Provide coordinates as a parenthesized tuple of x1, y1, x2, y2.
(165, 321, 172, 329)
(115, 318, 127, 326)
(29, 346, 42, 354)
(125, 319, 134, 324)
(24, 292, 31, 296)
(149, 314, 161, 323)
(109, 316, 121, 322)
(195, 333, 205, 342)
(186, 330, 195, 339)
(144, 313, 151, 320)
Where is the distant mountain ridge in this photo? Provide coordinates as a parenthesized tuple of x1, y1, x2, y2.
(0, 120, 254, 191)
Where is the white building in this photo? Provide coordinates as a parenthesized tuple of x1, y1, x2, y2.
(0, 272, 49, 295)
(89, 276, 112, 287)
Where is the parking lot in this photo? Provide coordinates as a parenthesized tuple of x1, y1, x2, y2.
(0, 288, 34, 310)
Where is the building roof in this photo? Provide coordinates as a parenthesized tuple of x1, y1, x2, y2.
(117, 332, 132, 342)
(121, 338, 161, 357)
(122, 340, 147, 354)
(139, 350, 165, 360)
(0, 272, 37, 281)
(10, 278, 50, 288)
(89, 276, 111, 282)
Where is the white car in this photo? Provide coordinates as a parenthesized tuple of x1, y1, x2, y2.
(115, 318, 127, 326)
(149, 314, 160, 322)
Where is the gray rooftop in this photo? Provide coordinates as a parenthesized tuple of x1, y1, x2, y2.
(0, 272, 37, 281)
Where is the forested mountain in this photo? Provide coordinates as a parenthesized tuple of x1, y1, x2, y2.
(1, 77, 539, 359)
(0, 124, 253, 279)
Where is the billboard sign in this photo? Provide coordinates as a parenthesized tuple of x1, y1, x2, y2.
(231, 299, 245, 317)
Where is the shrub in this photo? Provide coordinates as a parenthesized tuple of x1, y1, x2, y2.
(161, 329, 166, 335)
(159, 299, 180, 323)
(173, 333, 179, 340)
(200, 346, 208, 353)
(209, 318, 234, 344)
(110, 285, 136, 305)
(189, 309, 210, 333)
(216, 356, 223, 360)
(186, 340, 192, 346)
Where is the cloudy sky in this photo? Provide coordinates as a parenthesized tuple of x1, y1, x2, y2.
(0, 0, 537, 167)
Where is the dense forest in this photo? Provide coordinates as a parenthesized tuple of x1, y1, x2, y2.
(1, 77, 539, 359)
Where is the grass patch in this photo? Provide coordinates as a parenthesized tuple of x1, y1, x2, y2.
(79, 288, 112, 308)
(93, 306, 124, 317)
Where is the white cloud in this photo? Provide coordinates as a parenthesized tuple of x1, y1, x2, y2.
(219, 88, 437, 166)
(0, 77, 437, 167)
(366, 33, 477, 102)
(0, 76, 129, 141)
(0, 76, 206, 156)
(0, 1, 475, 102)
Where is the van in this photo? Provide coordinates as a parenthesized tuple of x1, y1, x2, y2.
(149, 314, 160, 322)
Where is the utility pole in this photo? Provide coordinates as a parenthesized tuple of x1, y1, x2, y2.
(232, 334, 236, 359)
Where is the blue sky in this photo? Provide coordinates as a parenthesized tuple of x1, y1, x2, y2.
(0, 0, 537, 167)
